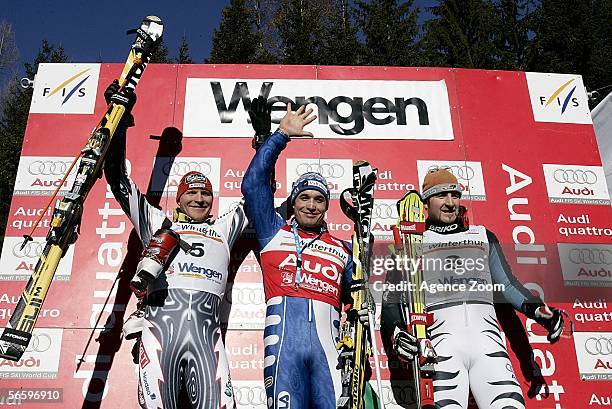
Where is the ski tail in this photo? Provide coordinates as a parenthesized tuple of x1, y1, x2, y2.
(0, 16, 163, 362)
(392, 190, 436, 409)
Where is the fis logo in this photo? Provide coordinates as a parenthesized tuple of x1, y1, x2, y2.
(42, 68, 91, 105)
(30, 63, 100, 114)
(526, 72, 591, 124)
(539, 78, 578, 115)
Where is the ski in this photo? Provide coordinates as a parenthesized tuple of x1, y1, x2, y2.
(337, 160, 384, 409)
(0, 16, 163, 361)
(391, 190, 436, 409)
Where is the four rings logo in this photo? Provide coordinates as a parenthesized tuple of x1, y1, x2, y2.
(27, 160, 75, 176)
(0, 236, 74, 280)
(12, 241, 44, 258)
(225, 285, 266, 305)
(417, 160, 486, 201)
(233, 385, 267, 406)
(296, 163, 345, 179)
(574, 332, 612, 379)
(585, 336, 612, 356)
(553, 169, 597, 184)
(427, 164, 476, 181)
(151, 157, 221, 194)
(15, 156, 79, 195)
(569, 248, 612, 265)
(542, 164, 610, 205)
(286, 159, 352, 196)
(162, 161, 212, 177)
(372, 203, 398, 219)
(25, 333, 53, 353)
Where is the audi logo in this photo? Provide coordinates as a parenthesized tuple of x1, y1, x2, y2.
(224, 287, 266, 305)
(372, 203, 398, 219)
(233, 385, 267, 406)
(12, 241, 44, 259)
(568, 248, 612, 265)
(553, 169, 597, 185)
(28, 160, 75, 176)
(295, 163, 345, 179)
(26, 333, 53, 353)
(584, 336, 612, 355)
(427, 164, 475, 181)
(162, 161, 212, 177)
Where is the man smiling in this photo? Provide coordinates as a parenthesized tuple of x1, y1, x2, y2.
(382, 168, 565, 409)
(103, 82, 247, 408)
(241, 101, 375, 408)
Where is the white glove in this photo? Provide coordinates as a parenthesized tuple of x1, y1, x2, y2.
(357, 302, 371, 327)
(392, 326, 418, 362)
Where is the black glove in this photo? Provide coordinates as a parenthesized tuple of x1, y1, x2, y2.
(248, 96, 271, 148)
(104, 80, 136, 126)
(392, 325, 418, 362)
(534, 304, 564, 344)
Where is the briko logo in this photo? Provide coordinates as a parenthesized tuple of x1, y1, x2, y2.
(526, 72, 591, 124)
(42, 68, 91, 105)
(539, 78, 578, 115)
(30, 63, 100, 114)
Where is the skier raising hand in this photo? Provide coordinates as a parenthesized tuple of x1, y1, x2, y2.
(241, 100, 376, 408)
(103, 81, 248, 409)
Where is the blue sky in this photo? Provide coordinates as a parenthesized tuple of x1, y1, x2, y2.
(2, 0, 436, 78)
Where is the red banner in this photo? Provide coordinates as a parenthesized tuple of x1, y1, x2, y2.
(1, 64, 609, 408)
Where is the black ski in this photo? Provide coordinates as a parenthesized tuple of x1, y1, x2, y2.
(337, 160, 385, 409)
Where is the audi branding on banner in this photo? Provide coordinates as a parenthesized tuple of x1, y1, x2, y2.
(183, 78, 455, 140)
(542, 164, 610, 205)
(573, 332, 612, 380)
(0, 236, 75, 280)
(29, 63, 100, 114)
(14, 156, 80, 196)
(371, 199, 400, 240)
(0, 328, 63, 379)
(1, 63, 609, 408)
(285, 158, 353, 198)
(557, 243, 612, 287)
(416, 160, 486, 201)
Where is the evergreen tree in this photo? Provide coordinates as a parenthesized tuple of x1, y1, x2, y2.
(0, 21, 18, 74)
(492, 0, 537, 71)
(209, 0, 261, 63)
(355, 0, 421, 66)
(531, 0, 612, 104)
(319, 0, 360, 65)
(176, 34, 194, 64)
(422, 0, 498, 68)
(0, 41, 69, 246)
(274, 0, 329, 65)
(149, 37, 171, 63)
(587, 0, 612, 104)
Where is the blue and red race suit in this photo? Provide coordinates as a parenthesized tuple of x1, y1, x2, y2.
(242, 130, 353, 409)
